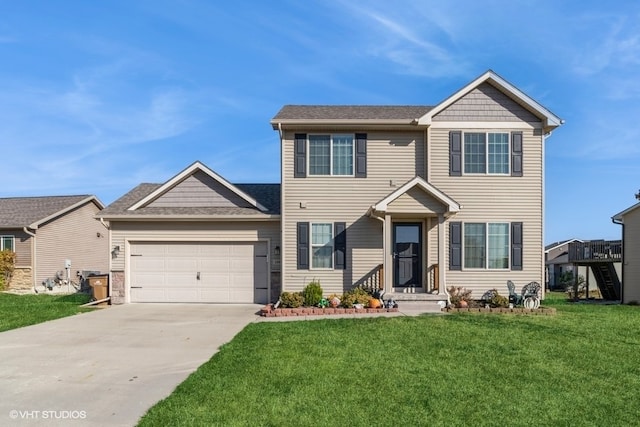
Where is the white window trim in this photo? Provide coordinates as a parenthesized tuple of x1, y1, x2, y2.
(307, 134, 355, 177)
(462, 222, 511, 270)
(0, 235, 15, 251)
(310, 222, 334, 270)
(463, 131, 510, 176)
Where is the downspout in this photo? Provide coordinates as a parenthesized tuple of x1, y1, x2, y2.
(612, 217, 624, 303)
(23, 227, 37, 291)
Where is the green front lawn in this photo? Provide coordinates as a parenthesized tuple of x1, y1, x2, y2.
(0, 293, 91, 332)
(139, 294, 640, 426)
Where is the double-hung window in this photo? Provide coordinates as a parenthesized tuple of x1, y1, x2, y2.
(309, 134, 354, 176)
(463, 132, 509, 174)
(0, 235, 15, 252)
(311, 223, 333, 268)
(463, 223, 510, 269)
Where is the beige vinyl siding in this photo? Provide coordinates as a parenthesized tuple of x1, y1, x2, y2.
(622, 208, 640, 303)
(430, 125, 544, 298)
(35, 202, 109, 285)
(387, 187, 446, 214)
(110, 220, 281, 273)
(147, 171, 253, 208)
(282, 130, 424, 295)
(0, 229, 31, 267)
(433, 83, 540, 123)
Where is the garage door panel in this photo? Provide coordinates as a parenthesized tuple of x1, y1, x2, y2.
(166, 258, 198, 271)
(200, 259, 230, 271)
(130, 241, 267, 303)
(132, 288, 167, 302)
(166, 288, 200, 302)
(132, 273, 166, 287)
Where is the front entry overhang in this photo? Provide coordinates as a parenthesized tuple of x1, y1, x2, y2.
(368, 176, 461, 217)
(367, 177, 461, 301)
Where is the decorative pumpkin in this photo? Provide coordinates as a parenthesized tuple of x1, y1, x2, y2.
(369, 298, 382, 309)
(458, 300, 468, 308)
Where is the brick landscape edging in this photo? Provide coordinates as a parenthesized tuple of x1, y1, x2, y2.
(442, 306, 556, 315)
(260, 305, 399, 317)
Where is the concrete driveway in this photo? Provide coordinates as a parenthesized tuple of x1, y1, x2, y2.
(0, 304, 261, 427)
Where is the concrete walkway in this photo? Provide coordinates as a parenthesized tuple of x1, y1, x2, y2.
(0, 304, 261, 427)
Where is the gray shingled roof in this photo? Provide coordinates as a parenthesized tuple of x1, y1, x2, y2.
(99, 183, 280, 217)
(272, 105, 433, 121)
(0, 195, 96, 228)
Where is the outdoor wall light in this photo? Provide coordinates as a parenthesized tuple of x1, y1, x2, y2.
(274, 246, 280, 256)
(112, 245, 120, 257)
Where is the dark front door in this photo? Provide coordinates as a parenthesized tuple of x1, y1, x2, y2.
(393, 223, 422, 287)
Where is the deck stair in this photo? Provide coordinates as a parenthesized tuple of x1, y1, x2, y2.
(591, 262, 621, 301)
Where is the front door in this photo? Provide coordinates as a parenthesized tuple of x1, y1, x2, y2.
(393, 223, 422, 288)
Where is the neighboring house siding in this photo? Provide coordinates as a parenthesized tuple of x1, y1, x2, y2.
(623, 208, 640, 303)
(147, 171, 253, 208)
(35, 202, 109, 284)
(429, 124, 544, 297)
(282, 130, 425, 295)
(110, 220, 281, 273)
(0, 229, 31, 267)
(432, 83, 541, 123)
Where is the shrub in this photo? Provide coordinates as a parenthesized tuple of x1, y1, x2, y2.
(480, 289, 509, 308)
(447, 286, 472, 307)
(0, 250, 15, 290)
(279, 292, 304, 308)
(340, 287, 371, 308)
(302, 280, 323, 307)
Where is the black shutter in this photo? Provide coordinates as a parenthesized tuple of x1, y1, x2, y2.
(355, 133, 367, 178)
(297, 222, 309, 269)
(334, 222, 346, 270)
(294, 133, 307, 178)
(449, 131, 462, 176)
(450, 221, 462, 270)
(511, 222, 523, 270)
(511, 131, 523, 177)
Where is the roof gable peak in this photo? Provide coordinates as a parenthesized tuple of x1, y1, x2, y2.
(127, 161, 267, 212)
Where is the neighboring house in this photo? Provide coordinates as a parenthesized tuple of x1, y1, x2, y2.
(545, 238, 583, 289)
(0, 195, 109, 290)
(613, 202, 640, 303)
(271, 70, 562, 302)
(545, 238, 622, 299)
(97, 162, 280, 304)
(98, 70, 562, 305)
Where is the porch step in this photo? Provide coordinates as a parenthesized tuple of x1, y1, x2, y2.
(394, 300, 445, 314)
(386, 292, 448, 302)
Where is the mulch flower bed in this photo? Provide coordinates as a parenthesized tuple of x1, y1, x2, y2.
(442, 306, 556, 315)
(260, 305, 399, 317)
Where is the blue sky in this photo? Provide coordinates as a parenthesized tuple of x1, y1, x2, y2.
(1, 1, 639, 244)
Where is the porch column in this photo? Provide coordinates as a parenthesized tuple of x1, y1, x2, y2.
(384, 214, 393, 292)
(437, 213, 446, 295)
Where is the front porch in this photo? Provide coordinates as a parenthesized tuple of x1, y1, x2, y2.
(366, 176, 461, 303)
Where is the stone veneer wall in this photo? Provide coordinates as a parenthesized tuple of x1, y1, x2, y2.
(111, 271, 125, 304)
(8, 267, 33, 291)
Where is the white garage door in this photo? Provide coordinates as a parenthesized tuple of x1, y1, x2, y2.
(129, 242, 268, 303)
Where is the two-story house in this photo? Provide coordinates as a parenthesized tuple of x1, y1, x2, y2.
(271, 70, 562, 302)
(99, 70, 561, 304)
